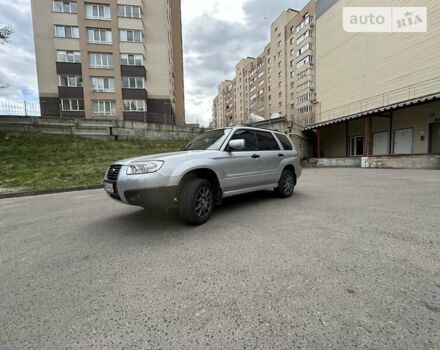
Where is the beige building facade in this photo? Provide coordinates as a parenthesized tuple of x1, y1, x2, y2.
(212, 1, 316, 128)
(31, 0, 185, 125)
(306, 0, 440, 158)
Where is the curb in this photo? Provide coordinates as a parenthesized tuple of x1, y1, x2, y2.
(0, 185, 103, 199)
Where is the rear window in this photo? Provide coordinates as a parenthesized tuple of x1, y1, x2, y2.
(275, 133, 293, 150)
(256, 131, 280, 151)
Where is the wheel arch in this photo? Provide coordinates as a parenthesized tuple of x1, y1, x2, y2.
(177, 168, 222, 202)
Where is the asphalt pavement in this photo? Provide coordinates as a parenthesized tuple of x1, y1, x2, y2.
(0, 168, 439, 349)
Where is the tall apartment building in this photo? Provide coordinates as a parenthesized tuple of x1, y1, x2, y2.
(212, 1, 316, 128)
(31, 0, 185, 125)
(213, 80, 234, 127)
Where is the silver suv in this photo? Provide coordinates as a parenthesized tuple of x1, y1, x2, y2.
(104, 126, 301, 225)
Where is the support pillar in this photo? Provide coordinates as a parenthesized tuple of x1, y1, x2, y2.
(389, 112, 393, 155)
(364, 116, 372, 156)
(316, 129, 321, 158)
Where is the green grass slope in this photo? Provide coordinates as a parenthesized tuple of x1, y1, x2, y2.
(0, 132, 185, 191)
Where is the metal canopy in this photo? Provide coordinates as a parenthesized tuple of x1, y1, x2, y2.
(304, 93, 440, 131)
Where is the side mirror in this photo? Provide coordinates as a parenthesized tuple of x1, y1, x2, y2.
(228, 139, 245, 151)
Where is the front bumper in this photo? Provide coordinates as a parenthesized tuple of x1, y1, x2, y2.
(104, 165, 180, 208)
(123, 186, 179, 208)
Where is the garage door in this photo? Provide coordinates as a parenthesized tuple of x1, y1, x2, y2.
(394, 128, 412, 154)
(430, 123, 440, 153)
(373, 131, 389, 155)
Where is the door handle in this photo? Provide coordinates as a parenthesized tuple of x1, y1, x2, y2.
(251, 154, 260, 159)
(278, 153, 284, 157)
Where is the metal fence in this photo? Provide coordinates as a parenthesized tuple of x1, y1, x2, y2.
(0, 100, 41, 116)
(0, 100, 176, 125)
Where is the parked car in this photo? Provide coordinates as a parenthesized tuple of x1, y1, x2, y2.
(104, 126, 301, 225)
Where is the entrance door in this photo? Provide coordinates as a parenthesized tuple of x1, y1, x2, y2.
(373, 131, 389, 155)
(349, 136, 364, 156)
(394, 128, 413, 154)
(430, 122, 440, 153)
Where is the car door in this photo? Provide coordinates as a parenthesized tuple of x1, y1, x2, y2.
(220, 129, 262, 191)
(255, 130, 283, 185)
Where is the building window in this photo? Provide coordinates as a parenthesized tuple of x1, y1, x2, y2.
(296, 43, 312, 57)
(120, 30, 142, 43)
(56, 50, 81, 63)
(87, 28, 112, 44)
(296, 55, 313, 68)
(89, 53, 113, 69)
(297, 68, 313, 80)
(58, 75, 82, 87)
(121, 53, 143, 66)
(296, 15, 313, 33)
(297, 92, 314, 104)
(86, 3, 111, 20)
(118, 5, 141, 18)
(123, 100, 146, 111)
(122, 76, 144, 89)
(296, 30, 312, 45)
(297, 105, 313, 114)
(61, 99, 84, 111)
(54, 25, 79, 39)
(92, 100, 116, 115)
(297, 81, 314, 92)
(90, 77, 115, 92)
(53, 1, 77, 13)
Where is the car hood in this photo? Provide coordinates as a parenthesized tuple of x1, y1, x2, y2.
(114, 150, 221, 165)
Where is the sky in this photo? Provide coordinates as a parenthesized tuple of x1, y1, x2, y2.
(0, 0, 308, 126)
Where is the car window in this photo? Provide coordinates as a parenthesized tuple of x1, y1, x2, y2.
(256, 131, 280, 151)
(275, 133, 293, 150)
(229, 129, 258, 151)
(183, 128, 232, 151)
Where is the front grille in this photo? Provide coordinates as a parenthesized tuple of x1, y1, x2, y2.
(106, 164, 122, 181)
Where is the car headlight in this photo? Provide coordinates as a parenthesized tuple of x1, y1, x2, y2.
(126, 161, 164, 175)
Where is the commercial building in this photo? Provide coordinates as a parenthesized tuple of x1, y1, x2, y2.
(212, 1, 316, 128)
(31, 0, 185, 125)
(305, 0, 440, 162)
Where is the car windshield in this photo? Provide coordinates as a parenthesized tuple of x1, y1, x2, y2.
(183, 128, 232, 151)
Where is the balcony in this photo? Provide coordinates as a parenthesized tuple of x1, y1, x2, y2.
(56, 62, 82, 75)
(58, 87, 84, 98)
(120, 65, 146, 78)
(121, 88, 148, 100)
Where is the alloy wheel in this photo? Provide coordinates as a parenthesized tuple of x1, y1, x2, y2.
(195, 186, 213, 218)
(283, 174, 294, 194)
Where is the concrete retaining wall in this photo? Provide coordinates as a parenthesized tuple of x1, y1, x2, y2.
(305, 157, 362, 168)
(0, 116, 203, 141)
(361, 155, 440, 169)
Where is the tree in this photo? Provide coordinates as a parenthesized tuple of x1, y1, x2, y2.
(0, 25, 13, 88)
(0, 25, 13, 44)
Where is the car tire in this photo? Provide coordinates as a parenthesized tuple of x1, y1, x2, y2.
(275, 169, 295, 198)
(179, 178, 214, 225)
